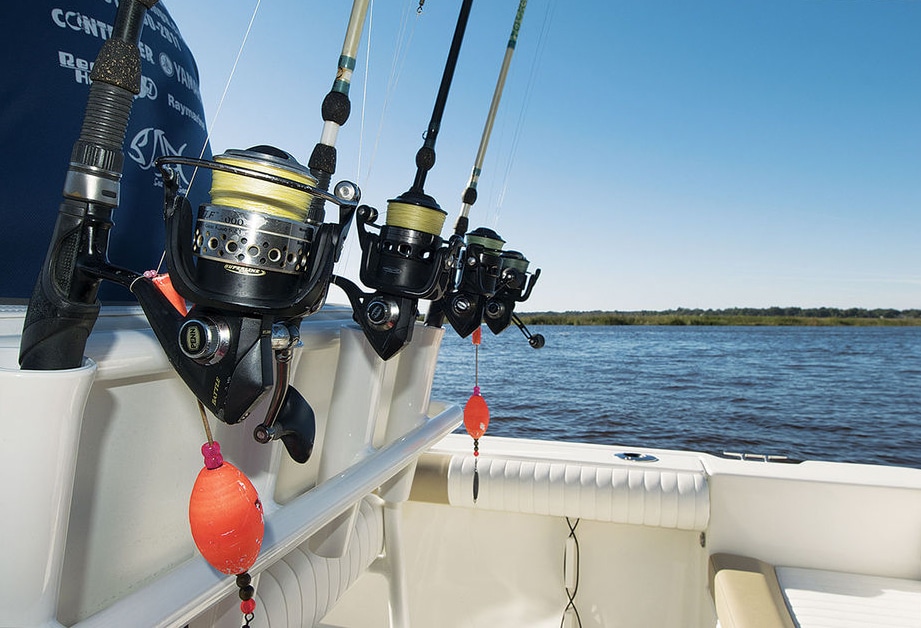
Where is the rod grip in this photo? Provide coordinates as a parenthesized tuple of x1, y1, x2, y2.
(19, 205, 100, 370)
(19, 0, 153, 371)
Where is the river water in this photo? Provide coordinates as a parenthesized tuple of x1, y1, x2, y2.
(430, 325, 921, 467)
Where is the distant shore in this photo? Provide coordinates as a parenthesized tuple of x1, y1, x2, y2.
(516, 308, 921, 327)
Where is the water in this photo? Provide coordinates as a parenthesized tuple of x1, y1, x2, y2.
(431, 326, 921, 467)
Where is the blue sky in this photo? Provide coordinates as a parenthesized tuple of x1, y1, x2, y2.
(165, 0, 920, 312)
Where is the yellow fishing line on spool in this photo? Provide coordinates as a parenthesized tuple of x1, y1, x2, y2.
(211, 155, 316, 222)
(466, 233, 505, 250)
(385, 201, 447, 236)
(501, 254, 529, 274)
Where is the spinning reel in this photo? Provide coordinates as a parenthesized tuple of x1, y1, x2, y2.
(129, 146, 359, 462)
(17, 0, 349, 464)
(485, 249, 544, 348)
(435, 227, 543, 348)
(439, 227, 505, 338)
(333, 0, 476, 361)
(333, 189, 461, 360)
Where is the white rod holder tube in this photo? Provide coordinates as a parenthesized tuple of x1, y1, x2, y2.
(0, 357, 97, 627)
(379, 323, 444, 503)
(383, 502, 410, 628)
(309, 326, 387, 557)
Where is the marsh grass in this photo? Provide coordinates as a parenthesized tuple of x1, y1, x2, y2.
(517, 308, 921, 327)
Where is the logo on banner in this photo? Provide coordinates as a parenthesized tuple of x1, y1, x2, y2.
(139, 76, 158, 100)
(128, 128, 192, 187)
(58, 50, 92, 85)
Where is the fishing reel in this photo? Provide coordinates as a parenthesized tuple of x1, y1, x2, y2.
(484, 249, 544, 348)
(439, 227, 505, 338)
(129, 146, 359, 463)
(334, 189, 461, 360)
(435, 226, 543, 347)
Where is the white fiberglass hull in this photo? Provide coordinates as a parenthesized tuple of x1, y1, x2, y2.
(3, 304, 921, 627)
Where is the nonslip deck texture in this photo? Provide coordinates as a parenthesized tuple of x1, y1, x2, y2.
(710, 553, 921, 628)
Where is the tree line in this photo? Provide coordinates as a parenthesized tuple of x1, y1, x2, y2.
(517, 307, 921, 326)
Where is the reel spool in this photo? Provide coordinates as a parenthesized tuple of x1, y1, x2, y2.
(126, 146, 359, 463)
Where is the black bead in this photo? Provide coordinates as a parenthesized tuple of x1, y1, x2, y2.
(238, 585, 255, 600)
(236, 572, 251, 588)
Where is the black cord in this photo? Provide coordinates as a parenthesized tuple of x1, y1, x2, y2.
(561, 517, 582, 628)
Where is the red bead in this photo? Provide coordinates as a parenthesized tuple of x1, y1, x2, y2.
(201, 441, 224, 470)
(240, 598, 256, 614)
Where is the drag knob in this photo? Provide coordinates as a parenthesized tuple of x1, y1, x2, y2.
(366, 297, 400, 331)
(485, 299, 506, 319)
(452, 295, 473, 315)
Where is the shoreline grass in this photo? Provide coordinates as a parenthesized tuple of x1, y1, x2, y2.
(517, 308, 921, 327)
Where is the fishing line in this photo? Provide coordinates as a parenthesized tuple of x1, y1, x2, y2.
(363, 0, 420, 182)
(197, 399, 214, 445)
(187, 0, 263, 195)
(338, 0, 375, 275)
(210, 153, 316, 221)
(386, 201, 447, 235)
(474, 332, 479, 388)
(158, 0, 263, 274)
(489, 0, 556, 230)
(357, 0, 374, 183)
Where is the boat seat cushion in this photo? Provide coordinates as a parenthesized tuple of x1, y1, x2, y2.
(709, 553, 796, 628)
(710, 553, 921, 628)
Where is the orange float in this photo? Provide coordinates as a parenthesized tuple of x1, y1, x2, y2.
(464, 388, 490, 440)
(464, 327, 490, 502)
(188, 441, 264, 576)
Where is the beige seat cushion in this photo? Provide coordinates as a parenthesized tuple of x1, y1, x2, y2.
(709, 553, 796, 628)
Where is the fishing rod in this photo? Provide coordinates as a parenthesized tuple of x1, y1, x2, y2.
(454, 0, 528, 240)
(426, 0, 543, 347)
(307, 0, 370, 214)
(19, 0, 158, 371)
(334, 0, 475, 360)
(18, 1, 369, 464)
